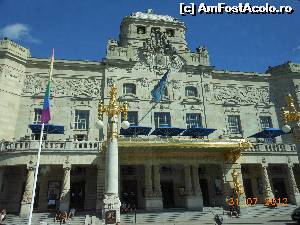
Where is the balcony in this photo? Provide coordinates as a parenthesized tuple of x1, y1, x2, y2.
(244, 143, 296, 153)
(0, 140, 102, 153)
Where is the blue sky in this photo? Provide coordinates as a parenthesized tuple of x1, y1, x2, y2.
(0, 0, 299, 73)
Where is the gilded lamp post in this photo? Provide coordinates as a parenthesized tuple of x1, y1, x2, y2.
(96, 84, 129, 224)
(281, 94, 300, 139)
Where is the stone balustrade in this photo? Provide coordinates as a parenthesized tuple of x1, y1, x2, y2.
(0, 139, 296, 154)
(0, 140, 102, 152)
(245, 143, 296, 153)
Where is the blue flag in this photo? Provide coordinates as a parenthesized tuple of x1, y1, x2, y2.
(151, 71, 169, 103)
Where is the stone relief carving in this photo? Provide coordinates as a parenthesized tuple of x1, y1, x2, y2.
(170, 80, 181, 89)
(107, 77, 116, 87)
(23, 74, 102, 97)
(137, 30, 185, 73)
(136, 77, 149, 87)
(0, 64, 23, 82)
(211, 85, 270, 105)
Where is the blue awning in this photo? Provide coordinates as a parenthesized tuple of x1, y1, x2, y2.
(29, 124, 64, 134)
(248, 128, 287, 138)
(181, 127, 217, 137)
(120, 126, 152, 136)
(150, 127, 186, 136)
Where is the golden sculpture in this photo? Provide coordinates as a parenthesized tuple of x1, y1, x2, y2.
(281, 94, 300, 123)
(97, 84, 129, 139)
(98, 84, 128, 120)
(231, 169, 244, 195)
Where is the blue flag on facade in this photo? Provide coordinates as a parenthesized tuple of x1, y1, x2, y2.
(151, 70, 169, 103)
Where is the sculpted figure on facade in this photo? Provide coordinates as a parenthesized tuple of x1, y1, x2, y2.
(138, 30, 184, 73)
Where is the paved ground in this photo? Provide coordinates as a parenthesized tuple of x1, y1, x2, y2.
(127, 215, 299, 225)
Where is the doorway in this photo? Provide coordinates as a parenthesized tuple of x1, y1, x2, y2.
(161, 181, 175, 208)
(70, 181, 85, 210)
(272, 178, 288, 199)
(199, 179, 210, 206)
(121, 180, 138, 208)
(243, 178, 254, 198)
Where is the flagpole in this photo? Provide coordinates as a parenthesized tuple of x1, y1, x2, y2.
(28, 122, 45, 225)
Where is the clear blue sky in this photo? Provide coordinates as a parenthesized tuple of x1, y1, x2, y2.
(0, 0, 299, 73)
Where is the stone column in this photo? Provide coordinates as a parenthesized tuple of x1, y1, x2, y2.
(60, 164, 71, 211)
(222, 163, 234, 205)
(184, 165, 203, 210)
(286, 163, 300, 205)
(144, 164, 153, 197)
(261, 164, 274, 200)
(96, 159, 106, 214)
(20, 164, 35, 216)
(153, 165, 162, 197)
(145, 164, 163, 210)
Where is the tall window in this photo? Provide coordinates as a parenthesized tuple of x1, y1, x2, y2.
(122, 111, 138, 126)
(186, 113, 202, 128)
(260, 116, 272, 129)
(260, 116, 274, 143)
(185, 86, 198, 97)
(123, 83, 136, 95)
(33, 108, 42, 124)
(227, 115, 242, 134)
(74, 110, 90, 130)
(154, 112, 171, 128)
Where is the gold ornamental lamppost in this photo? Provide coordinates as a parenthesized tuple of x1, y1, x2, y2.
(95, 84, 130, 225)
(231, 169, 244, 204)
(281, 94, 300, 138)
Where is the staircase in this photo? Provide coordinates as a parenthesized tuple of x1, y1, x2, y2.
(2, 205, 297, 225)
(3, 212, 86, 225)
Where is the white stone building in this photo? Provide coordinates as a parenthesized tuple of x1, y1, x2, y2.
(0, 10, 299, 215)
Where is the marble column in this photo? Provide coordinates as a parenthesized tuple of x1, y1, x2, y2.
(144, 164, 162, 210)
(153, 165, 162, 197)
(261, 164, 274, 200)
(96, 161, 106, 214)
(145, 164, 163, 210)
(20, 164, 35, 216)
(144, 164, 153, 197)
(60, 164, 71, 211)
(184, 165, 203, 210)
(191, 165, 202, 196)
(286, 164, 300, 205)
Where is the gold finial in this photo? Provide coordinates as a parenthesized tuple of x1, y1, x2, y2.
(281, 94, 300, 123)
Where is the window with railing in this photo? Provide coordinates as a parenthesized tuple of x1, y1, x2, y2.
(74, 110, 90, 130)
(186, 113, 202, 128)
(260, 116, 272, 129)
(121, 111, 138, 126)
(154, 112, 171, 128)
(33, 108, 42, 124)
(123, 83, 136, 95)
(259, 116, 274, 143)
(185, 86, 198, 97)
(227, 115, 242, 134)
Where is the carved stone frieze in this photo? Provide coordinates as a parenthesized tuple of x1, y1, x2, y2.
(0, 64, 24, 82)
(136, 77, 149, 87)
(211, 85, 270, 105)
(23, 74, 102, 97)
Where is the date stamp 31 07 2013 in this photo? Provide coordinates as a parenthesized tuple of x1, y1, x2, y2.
(226, 197, 289, 206)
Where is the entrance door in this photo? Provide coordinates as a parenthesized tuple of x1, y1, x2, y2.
(272, 178, 288, 199)
(243, 178, 253, 198)
(34, 183, 40, 209)
(70, 181, 85, 210)
(161, 181, 175, 208)
(199, 179, 209, 206)
(121, 180, 138, 208)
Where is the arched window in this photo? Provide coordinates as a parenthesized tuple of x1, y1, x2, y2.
(123, 83, 136, 95)
(185, 86, 198, 97)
